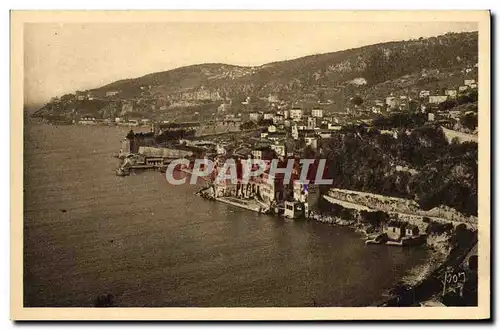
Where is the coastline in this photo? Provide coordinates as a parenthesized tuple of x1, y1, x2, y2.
(114, 156, 474, 307)
(195, 184, 467, 307)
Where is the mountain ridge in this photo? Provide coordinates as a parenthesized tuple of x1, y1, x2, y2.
(91, 31, 478, 98)
(36, 31, 478, 120)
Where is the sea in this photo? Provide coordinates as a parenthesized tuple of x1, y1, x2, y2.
(23, 123, 429, 307)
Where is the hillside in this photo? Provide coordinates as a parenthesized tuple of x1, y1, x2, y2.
(35, 31, 478, 119)
(96, 31, 477, 98)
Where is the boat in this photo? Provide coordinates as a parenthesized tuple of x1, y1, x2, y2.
(385, 234, 427, 247)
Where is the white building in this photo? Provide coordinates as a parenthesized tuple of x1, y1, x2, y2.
(304, 136, 318, 149)
(386, 96, 398, 108)
(270, 144, 285, 157)
(464, 79, 476, 87)
(318, 131, 333, 139)
(282, 110, 290, 119)
(445, 89, 457, 98)
(291, 125, 299, 140)
(273, 114, 285, 125)
(419, 90, 430, 98)
(293, 181, 308, 203)
(251, 149, 262, 160)
(429, 95, 448, 104)
(307, 117, 317, 130)
(216, 144, 226, 155)
(106, 90, 120, 97)
(458, 86, 469, 92)
(289, 108, 303, 121)
(79, 116, 97, 125)
(311, 108, 323, 118)
(328, 124, 342, 131)
(249, 112, 263, 122)
(263, 112, 274, 120)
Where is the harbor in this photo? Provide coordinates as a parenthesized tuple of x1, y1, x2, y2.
(24, 123, 436, 307)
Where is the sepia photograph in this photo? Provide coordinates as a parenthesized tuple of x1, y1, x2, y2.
(11, 10, 490, 320)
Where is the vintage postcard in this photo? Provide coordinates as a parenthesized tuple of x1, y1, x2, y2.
(11, 10, 490, 320)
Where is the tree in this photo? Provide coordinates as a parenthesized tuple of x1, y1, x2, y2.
(460, 113, 478, 131)
(438, 99, 457, 111)
(408, 100, 419, 113)
(126, 129, 135, 140)
(302, 145, 317, 159)
(258, 118, 274, 127)
(240, 121, 257, 130)
(350, 96, 364, 107)
(457, 94, 473, 105)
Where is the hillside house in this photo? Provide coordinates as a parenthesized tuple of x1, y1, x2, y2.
(75, 91, 86, 101)
(106, 90, 120, 97)
(419, 90, 431, 98)
(385, 220, 406, 241)
(79, 115, 97, 125)
(385, 96, 398, 108)
(328, 123, 342, 131)
(249, 112, 263, 122)
(267, 131, 286, 143)
(216, 144, 226, 155)
(405, 224, 420, 237)
(464, 79, 476, 87)
(303, 133, 318, 149)
(273, 114, 285, 125)
(429, 95, 448, 104)
(270, 143, 286, 157)
(458, 86, 469, 92)
(284, 200, 304, 219)
(290, 108, 304, 121)
(263, 112, 275, 120)
(318, 130, 333, 139)
(307, 117, 317, 130)
(251, 146, 275, 161)
(445, 89, 458, 98)
(296, 121, 308, 131)
(311, 108, 324, 118)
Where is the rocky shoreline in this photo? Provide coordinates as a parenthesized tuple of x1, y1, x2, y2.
(196, 186, 476, 306)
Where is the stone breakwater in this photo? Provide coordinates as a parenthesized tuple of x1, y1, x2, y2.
(309, 213, 358, 227)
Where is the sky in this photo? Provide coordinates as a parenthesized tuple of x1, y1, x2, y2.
(23, 21, 478, 106)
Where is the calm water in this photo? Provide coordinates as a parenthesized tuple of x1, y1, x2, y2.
(23, 123, 429, 307)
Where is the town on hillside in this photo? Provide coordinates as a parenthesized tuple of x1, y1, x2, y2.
(30, 32, 480, 307)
